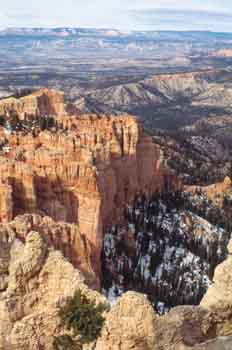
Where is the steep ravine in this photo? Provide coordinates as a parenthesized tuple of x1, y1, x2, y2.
(0, 88, 231, 349)
(0, 88, 168, 287)
(102, 190, 231, 314)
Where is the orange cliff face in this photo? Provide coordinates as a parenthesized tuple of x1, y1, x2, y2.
(0, 88, 67, 119)
(0, 90, 171, 287)
(185, 176, 232, 206)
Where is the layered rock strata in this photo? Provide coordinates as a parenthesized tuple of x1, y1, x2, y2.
(0, 91, 167, 281)
(0, 89, 231, 350)
(0, 88, 66, 119)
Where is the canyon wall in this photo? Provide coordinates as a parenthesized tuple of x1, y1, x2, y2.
(0, 88, 66, 119)
(0, 215, 231, 350)
(0, 91, 167, 283)
(0, 89, 231, 350)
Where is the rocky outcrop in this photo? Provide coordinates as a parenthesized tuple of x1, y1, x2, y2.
(0, 94, 166, 279)
(192, 336, 232, 349)
(186, 177, 232, 206)
(200, 239, 232, 337)
(95, 291, 157, 350)
(0, 198, 230, 347)
(0, 214, 97, 289)
(1, 88, 231, 350)
(0, 88, 66, 119)
(153, 304, 232, 350)
(95, 265, 232, 350)
(153, 306, 212, 350)
(0, 228, 107, 350)
(95, 240, 232, 350)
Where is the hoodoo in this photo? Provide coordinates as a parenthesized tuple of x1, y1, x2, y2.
(0, 89, 231, 350)
(0, 90, 167, 285)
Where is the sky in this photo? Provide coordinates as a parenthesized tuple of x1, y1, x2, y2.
(1, 0, 232, 32)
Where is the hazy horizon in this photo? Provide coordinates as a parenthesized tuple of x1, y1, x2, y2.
(1, 26, 232, 34)
(1, 1, 232, 32)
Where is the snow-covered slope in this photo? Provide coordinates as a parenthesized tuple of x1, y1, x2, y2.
(102, 191, 230, 314)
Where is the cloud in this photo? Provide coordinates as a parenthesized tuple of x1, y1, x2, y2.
(0, 11, 9, 24)
(0, 0, 128, 28)
(1, 1, 232, 31)
(129, 8, 232, 31)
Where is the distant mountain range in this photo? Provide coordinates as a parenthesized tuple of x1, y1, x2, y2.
(75, 69, 232, 129)
(1, 27, 232, 38)
(1, 28, 232, 138)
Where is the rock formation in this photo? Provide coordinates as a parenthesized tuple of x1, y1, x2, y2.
(0, 88, 66, 120)
(0, 214, 97, 288)
(192, 336, 232, 349)
(200, 239, 232, 337)
(0, 89, 231, 350)
(0, 91, 166, 280)
(95, 238, 232, 350)
(95, 291, 157, 350)
(0, 227, 107, 350)
(186, 176, 232, 206)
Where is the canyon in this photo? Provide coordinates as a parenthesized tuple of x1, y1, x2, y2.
(1, 29, 232, 101)
(0, 89, 231, 350)
(0, 88, 166, 283)
(102, 190, 230, 313)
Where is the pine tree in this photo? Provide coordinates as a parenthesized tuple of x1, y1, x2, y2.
(53, 289, 108, 350)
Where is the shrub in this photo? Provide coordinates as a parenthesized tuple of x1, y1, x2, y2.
(53, 289, 107, 350)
